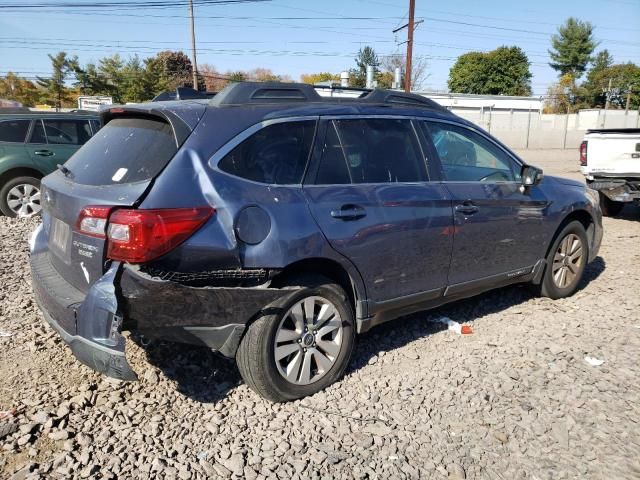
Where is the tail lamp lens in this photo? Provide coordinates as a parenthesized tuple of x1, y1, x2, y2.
(579, 141, 588, 166)
(76, 206, 214, 263)
(76, 206, 111, 238)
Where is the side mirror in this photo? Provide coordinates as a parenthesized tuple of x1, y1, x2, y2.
(521, 165, 543, 187)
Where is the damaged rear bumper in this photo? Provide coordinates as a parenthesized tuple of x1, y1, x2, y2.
(30, 224, 300, 380)
(119, 265, 298, 357)
(30, 250, 137, 381)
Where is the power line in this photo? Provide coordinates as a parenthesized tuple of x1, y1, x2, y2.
(0, 0, 270, 10)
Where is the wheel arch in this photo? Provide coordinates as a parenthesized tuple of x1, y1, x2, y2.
(0, 166, 44, 186)
(270, 257, 366, 321)
(545, 209, 595, 262)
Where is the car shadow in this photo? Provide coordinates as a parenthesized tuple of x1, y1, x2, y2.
(133, 255, 605, 403)
(350, 255, 606, 372)
(614, 204, 640, 222)
(130, 334, 242, 403)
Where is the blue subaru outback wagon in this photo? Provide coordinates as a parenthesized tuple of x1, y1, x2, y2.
(30, 82, 603, 401)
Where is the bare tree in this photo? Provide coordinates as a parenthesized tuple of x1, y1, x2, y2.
(381, 55, 429, 90)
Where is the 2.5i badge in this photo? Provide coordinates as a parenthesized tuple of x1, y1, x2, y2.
(73, 240, 99, 258)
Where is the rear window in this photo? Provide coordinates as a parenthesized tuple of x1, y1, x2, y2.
(0, 119, 30, 143)
(63, 117, 177, 186)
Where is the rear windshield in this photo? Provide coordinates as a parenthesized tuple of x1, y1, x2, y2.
(63, 117, 177, 186)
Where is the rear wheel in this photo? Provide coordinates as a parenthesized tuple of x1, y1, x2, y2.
(599, 192, 624, 217)
(236, 275, 355, 402)
(539, 221, 589, 299)
(0, 176, 42, 218)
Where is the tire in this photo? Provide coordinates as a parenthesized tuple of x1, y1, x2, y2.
(236, 275, 355, 402)
(539, 221, 589, 299)
(0, 176, 42, 218)
(599, 192, 624, 217)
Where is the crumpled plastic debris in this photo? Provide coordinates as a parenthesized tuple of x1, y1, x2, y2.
(0, 331, 13, 337)
(434, 317, 473, 335)
(584, 356, 605, 367)
(0, 408, 17, 421)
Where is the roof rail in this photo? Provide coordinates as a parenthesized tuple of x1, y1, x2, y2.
(360, 89, 449, 111)
(312, 84, 371, 96)
(210, 81, 322, 106)
(151, 86, 216, 102)
(207, 81, 448, 112)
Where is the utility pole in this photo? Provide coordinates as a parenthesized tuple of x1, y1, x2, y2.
(391, 1, 422, 92)
(405, 0, 415, 92)
(188, 0, 199, 90)
(625, 84, 632, 114)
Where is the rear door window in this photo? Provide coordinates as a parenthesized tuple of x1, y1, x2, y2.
(63, 117, 177, 186)
(218, 121, 316, 184)
(43, 119, 93, 145)
(0, 119, 30, 143)
(28, 120, 47, 144)
(314, 118, 428, 184)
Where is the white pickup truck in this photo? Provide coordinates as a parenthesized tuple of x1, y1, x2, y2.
(581, 128, 640, 216)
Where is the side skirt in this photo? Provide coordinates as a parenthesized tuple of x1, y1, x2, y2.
(357, 260, 545, 333)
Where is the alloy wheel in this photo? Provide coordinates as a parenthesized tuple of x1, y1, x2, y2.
(273, 295, 343, 385)
(6, 183, 41, 217)
(552, 233, 584, 289)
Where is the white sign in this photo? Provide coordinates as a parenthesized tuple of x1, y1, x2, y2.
(77, 96, 113, 112)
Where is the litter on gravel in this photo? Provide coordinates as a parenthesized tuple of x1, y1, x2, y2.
(0, 331, 13, 337)
(0, 409, 17, 421)
(433, 316, 473, 335)
(584, 356, 605, 367)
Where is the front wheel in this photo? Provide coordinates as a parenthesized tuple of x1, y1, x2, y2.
(0, 176, 42, 218)
(539, 221, 589, 299)
(236, 275, 355, 402)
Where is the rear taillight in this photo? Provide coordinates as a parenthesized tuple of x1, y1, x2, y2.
(107, 207, 214, 263)
(76, 206, 214, 263)
(580, 141, 588, 166)
(76, 206, 111, 238)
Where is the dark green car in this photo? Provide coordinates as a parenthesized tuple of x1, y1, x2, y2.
(0, 111, 100, 217)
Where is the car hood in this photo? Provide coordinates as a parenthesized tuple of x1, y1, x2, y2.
(543, 175, 585, 189)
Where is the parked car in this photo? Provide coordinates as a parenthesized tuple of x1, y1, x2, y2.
(0, 111, 100, 217)
(29, 83, 603, 402)
(580, 128, 640, 216)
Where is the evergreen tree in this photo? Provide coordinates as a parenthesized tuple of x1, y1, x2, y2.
(548, 18, 597, 79)
(36, 52, 76, 110)
(349, 46, 380, 87)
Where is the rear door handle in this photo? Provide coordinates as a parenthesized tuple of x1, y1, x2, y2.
(34, 150, 54, 157)
(331, 204, 366, 220)
(455, 202, 479, 215)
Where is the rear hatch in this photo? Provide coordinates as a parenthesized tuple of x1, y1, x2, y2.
(40, 103, 206, 293)
(585, 129, 640, 176)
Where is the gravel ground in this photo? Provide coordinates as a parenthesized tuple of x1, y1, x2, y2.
(1, 188, 639, 479)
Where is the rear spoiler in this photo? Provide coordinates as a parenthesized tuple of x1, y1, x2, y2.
(100, 105, 200, 147)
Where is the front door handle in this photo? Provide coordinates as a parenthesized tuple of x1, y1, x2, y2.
(455, 202, 479, 215)
(331, 204, 367, 220)
(34, 150, 54, 157)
